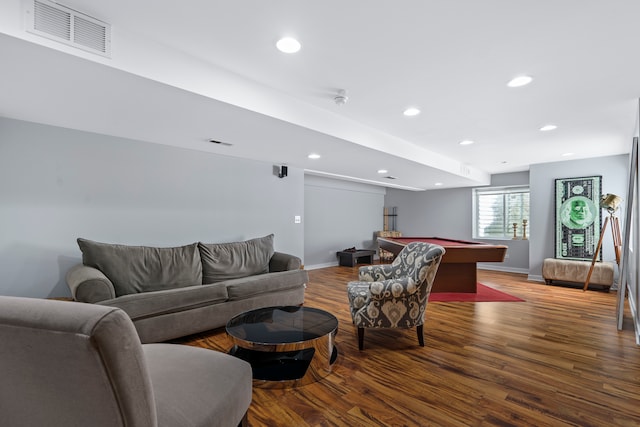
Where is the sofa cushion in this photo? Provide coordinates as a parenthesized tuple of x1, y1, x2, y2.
(198, 234, 274, 283)
(77, 238, 203, 297)
(98, 283, 228, 320)
(224, 270, 308, 300)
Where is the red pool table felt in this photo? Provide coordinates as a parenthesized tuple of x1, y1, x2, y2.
(377, 237, 508, 293)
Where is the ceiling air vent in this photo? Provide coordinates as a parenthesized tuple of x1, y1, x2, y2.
(208, 139, 233, 147)
(24, 0, 111, 57)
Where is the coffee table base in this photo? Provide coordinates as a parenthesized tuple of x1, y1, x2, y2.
(230, 345, 338, 387)
(226, 306, 339, 388)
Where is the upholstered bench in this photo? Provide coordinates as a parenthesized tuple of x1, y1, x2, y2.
(542, 258, 614, 289)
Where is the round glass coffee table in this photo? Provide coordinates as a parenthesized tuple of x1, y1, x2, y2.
(226, 306, 338, 387)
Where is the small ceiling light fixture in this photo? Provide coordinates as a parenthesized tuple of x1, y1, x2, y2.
(377, 169, 388, 174)
(334, 89, 348, 106)
(562, 152, 574, 157)
(403, 107, 421, 116)
(434, 182, 443, 186)
(308, 153, 321, 159)
(276, 37, 301, 53)
(459, 140, 475, 146)
(540, 124, 557, 131)
(507, 75, 533, 88)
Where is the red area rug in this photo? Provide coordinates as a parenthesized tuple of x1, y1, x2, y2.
(429, 283, 524, 302)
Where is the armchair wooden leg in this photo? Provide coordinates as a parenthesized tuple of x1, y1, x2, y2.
(357, 327, 365, 350)
(417, 324, 424, 347)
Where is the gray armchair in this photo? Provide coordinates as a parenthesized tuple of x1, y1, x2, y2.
(0, 296, 252, 427)
(347, 242, 445, 350)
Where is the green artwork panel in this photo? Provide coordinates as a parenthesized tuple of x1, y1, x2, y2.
(554, 176, 602, 261)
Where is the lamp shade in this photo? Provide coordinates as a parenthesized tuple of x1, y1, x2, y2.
(600, 193, 622, 213)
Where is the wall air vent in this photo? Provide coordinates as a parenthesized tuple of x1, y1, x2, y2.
(24, 0, 111, 57)
(384, 176, 398, 180)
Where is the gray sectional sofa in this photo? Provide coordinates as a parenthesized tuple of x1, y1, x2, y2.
(65, 234, 308, 343)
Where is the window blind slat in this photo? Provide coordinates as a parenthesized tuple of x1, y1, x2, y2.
(474, 186, 529, 239)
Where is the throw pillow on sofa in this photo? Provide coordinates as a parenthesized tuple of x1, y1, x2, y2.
(198, 234, 275, 283)
(77, 238, 203, 297)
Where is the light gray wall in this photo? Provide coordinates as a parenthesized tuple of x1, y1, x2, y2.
(529, 154, 629, 281)
(384, 187, 473, 237)
(304, 175, 385, 268)
(385, 172, 531, 273)
(0, 117, 304, 298)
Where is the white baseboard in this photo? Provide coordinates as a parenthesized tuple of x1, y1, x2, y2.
(308, 262, 532, 275)
(527, 274, 545, 283)
(477, 265, 528, 275)
(306, 254, 381, 271)
(305, 262, 339, 270)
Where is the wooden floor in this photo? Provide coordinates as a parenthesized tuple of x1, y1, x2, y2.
(174, 267, 640, 426)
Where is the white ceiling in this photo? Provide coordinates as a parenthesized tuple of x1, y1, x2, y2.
(1, 0, 638, 190)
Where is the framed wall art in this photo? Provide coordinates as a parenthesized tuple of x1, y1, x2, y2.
(554, 175, 602, 261)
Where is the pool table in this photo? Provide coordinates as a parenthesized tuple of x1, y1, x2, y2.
(377, 237, 508, 293)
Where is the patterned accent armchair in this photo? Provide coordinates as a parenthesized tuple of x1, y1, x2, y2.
(347, 242, 445, 350)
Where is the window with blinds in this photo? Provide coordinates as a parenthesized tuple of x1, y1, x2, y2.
(473, 186, 530, 239)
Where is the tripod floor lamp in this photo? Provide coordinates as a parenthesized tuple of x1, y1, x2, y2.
(583, 193, 623, 291)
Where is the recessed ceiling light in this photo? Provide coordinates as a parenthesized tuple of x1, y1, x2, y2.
(377, 169, 388, 174)
(540, 124, 557, 131)
(562, 152, 574, 157)
(434, 182, 443, 186)
(507, 75, 533, 88)
(501, 161, 508, 164)
(403, 107, 421, 116)
(459, 140, 475, 146)
(308, 153, 321, 159)
(276, 37, 301, 53)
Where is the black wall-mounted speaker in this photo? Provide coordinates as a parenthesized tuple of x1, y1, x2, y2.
(279, 165, 288, 178)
